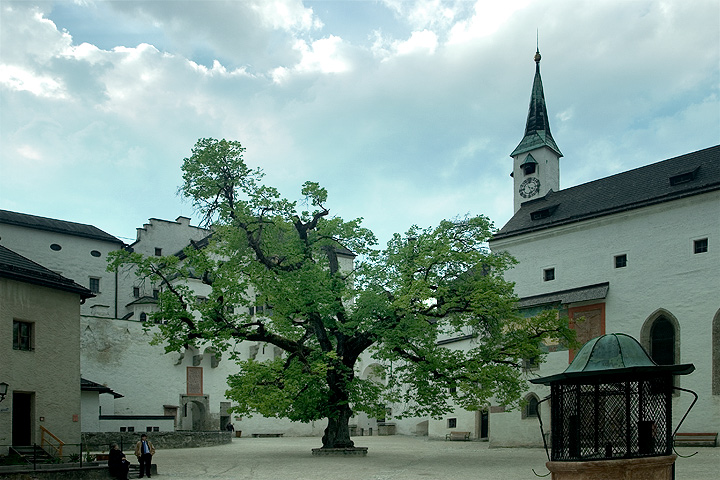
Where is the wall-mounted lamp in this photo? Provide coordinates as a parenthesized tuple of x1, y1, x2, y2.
(0, 382, 8, 402)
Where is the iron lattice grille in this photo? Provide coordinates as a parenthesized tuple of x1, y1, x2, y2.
(550, 376, 671, 461)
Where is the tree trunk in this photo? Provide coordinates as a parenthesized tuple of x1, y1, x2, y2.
(321, 402, 354, 448)
(321, 367, 355, 449)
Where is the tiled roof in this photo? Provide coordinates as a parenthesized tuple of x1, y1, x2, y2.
(0, 244, 94, 298)
(0, 209, 123, 244)
(81, 377, 124, 398)
(516, 282, 609, 309)
(493, 145, 720, 240)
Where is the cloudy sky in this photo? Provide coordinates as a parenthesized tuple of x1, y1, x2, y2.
(1, 0, 718, 246)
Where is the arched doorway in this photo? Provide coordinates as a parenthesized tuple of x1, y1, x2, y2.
(179, 395, 210, 431)
(355, 364, 385, 436)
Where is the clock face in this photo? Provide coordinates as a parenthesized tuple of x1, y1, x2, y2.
(519, 177, 540, 198)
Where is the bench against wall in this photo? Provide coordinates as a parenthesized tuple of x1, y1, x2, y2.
(674, 432, 718, 447)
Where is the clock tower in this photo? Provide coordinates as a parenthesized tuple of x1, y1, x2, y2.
(510, 49, 562, 213)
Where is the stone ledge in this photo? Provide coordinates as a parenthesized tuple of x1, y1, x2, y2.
(311, 447, 368, 456)
(547, 454, 676, 480)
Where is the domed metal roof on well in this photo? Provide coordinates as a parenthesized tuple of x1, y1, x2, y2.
(530, 333, 694, 385)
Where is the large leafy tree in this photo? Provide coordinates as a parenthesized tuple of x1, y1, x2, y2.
(109, 138, 575, 450)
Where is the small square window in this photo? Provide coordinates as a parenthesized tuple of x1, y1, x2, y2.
(147, 426, 153, 432)
(614, 254, 627, 268)
(13, 321, 33, 351)
(543, 268, 555, 281)
(523, 357, 540, 371)
(120, 427, 127, 432)
(447, 418, 457, 429)
(155, 247, 162, 256)
(694, 238, 708, 254)
(89, 277, 100, 293)
(128, 426, 135, 432)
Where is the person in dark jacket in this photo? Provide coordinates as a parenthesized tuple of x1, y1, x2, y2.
(108, 443, 130, 480)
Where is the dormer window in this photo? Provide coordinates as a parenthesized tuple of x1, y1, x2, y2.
(530, 204, 558, 220)
(669, 167, 700, 186)
(521, 154, 538, 176)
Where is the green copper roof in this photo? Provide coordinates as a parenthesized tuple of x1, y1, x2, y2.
(530, 333, 694, 385)
(510, 50, 562, 158)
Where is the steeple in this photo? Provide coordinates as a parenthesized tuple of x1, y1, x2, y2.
(510, 49, 563, 214)
(510, 49, 562, 158)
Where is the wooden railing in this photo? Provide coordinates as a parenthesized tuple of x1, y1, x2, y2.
(40, 425, 64, 458)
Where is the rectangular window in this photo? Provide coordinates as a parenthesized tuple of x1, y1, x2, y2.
(154, 247, 162, 256)
(133, 287, 140, 298)
(13, 320, 33, 351)
(523, 356, 540, 371)
(89, 277, 100, 293)
(543, 268, 555, 281)
(694, 238, 708, 254)
(153, 289, 160, 299)
(120, 427, 127, 432)
(614, 254, 627, 268)
(447, 418, 457, 429)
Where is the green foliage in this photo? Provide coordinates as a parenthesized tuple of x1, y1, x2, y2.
(111, 137, 576, 445)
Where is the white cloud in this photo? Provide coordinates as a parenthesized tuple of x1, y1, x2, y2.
(394, 30, 439, 56)
(0, 64, 67, 99)
(249, 0, 322, 32)
(0, 0, 717, 248)
(0, 4, 72, 64)
(448, 0, 532, 44)
(272, 35, 352, 82)
(382, 0, 459, 30)
(16, 145, 43, 161)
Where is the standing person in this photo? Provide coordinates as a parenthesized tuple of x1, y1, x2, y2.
(108, 443, 130, 480)
(134, 434, 155, 478)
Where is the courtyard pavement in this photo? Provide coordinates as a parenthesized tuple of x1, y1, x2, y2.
(150, 436, 719, 479)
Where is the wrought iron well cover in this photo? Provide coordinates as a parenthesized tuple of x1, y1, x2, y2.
(530, 333, 694, 462)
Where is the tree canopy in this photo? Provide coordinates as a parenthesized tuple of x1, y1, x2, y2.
(109, 137, 575, 449)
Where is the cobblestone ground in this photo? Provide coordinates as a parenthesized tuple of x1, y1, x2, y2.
(150, 436, 718, 479)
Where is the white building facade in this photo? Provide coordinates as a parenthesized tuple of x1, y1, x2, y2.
(482, 51, 720, 447)
(0, 245, 93, 453)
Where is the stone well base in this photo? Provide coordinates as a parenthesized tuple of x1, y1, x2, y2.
(311, 447, 368, 456)
(547, 454, 676, 480)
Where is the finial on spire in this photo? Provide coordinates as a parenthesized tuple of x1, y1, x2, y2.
(535, 29, 541, 64)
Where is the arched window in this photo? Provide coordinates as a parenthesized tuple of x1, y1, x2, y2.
(140, 312, 147, 322)
(650, 317, 675, 365)
(522, 393, 540, 419)
(641, 310, 680, 392)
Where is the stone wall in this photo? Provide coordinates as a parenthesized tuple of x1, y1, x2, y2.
(82, 430, 232, 451)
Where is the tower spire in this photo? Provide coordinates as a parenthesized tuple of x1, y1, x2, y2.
(510, 49, 562, 158)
